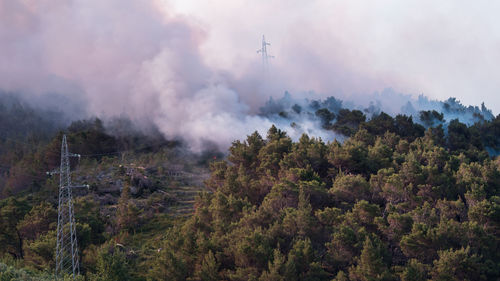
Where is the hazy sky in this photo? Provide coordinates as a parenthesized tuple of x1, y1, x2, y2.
(169, 0, 500, 113)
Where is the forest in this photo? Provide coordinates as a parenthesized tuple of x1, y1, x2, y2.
(0, 95, 499, 280)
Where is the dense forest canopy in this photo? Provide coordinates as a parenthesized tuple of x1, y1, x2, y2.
(0, 94, 499, 280)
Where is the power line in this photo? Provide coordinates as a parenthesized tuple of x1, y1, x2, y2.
(0, 163, 51, 180)
(79, 151, 121, 157)
(78, 140, 174, 157)
(0, 135, 173, 157)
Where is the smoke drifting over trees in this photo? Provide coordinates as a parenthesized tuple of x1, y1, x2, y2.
(1, 0, 499, 151)
(2, 2, 500, 280)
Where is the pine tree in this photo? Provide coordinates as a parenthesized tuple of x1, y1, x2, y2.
(297, 186, 313, 238)
(88, 245, 131, 281)
(116, 184, 139, 233)
(399, 259, 428, 281)
(348, 235, 394, 281)
(259, 248, 285, 281)
(197, 250, 219, 281)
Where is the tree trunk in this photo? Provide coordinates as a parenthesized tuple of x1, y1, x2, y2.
(16, 229, 24, 259)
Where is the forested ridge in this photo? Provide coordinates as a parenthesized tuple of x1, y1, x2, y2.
(189, 125, 500, 280)
(0, 95, 499, 280)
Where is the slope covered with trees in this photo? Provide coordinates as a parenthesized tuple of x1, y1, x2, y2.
(150, 125, 499, 280)
(0, 95, 499, 280)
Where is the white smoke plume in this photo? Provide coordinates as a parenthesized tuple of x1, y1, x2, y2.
(0, 0, 498, 151)
(0, 0, 344, 150)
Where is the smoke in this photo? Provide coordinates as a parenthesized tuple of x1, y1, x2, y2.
(0, 0, 344, 150)
(171, 0, 500, 113)
(0, 0, 498, 151)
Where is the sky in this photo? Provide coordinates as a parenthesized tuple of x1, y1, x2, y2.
(0, 0, 499, 149)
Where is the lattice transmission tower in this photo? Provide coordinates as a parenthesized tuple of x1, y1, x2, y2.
(50, 135, 88, 280)
(257, 35, 274, 71)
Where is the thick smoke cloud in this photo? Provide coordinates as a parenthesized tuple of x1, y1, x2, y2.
(0, 0, 344, 150)
(1, 0, 185, 118)
(1, 0, 498, 151)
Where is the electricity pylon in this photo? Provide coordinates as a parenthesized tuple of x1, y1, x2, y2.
(50, 135, 88, 280)
(257, 35, 274, 71)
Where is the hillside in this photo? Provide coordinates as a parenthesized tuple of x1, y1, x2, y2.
(0, 96, 499, 280)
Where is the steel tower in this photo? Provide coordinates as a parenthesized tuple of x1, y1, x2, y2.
(257, 35, 274, 70)
(52, 135, 87, 280)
